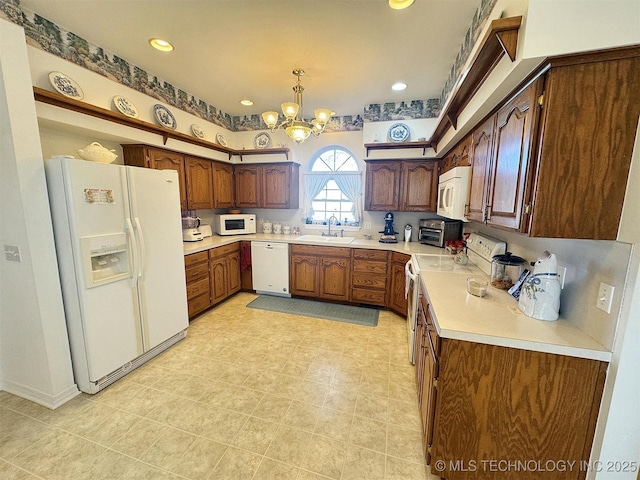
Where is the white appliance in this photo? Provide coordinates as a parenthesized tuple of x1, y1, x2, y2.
(215, 213, 256, 235)
(405, 254, 483, 364)
(437, 166, 472, 221)
(45, 157, 188, 394)
(251, 241, 290, 297)
(518, 251, 561, 321)
(465, 232, 507, 275)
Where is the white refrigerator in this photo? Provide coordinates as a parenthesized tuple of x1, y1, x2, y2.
(45, 157, 188, 393)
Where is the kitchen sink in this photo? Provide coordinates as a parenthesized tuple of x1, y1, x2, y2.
(296, 234, 355, 244)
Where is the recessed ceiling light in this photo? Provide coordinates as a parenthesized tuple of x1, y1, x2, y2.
(240, 99, 254, 106)
(389, 0, 415, 10)
(392, 82, 407, 91)
(149, 38, 174, 52)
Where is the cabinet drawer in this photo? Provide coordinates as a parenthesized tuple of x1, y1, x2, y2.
(188, 293, 210, 318)
(184, 251, 208, 267)
(352, 260, 387, 275)
(185, 262, 209, 283)
(352, 249, 389, 261)
(209, 243, 239, 259)
(351, 272, 387, 289)
(351, 287, 386, 306)
(186, 277, 210, 300)
(291, 244, 351, 257)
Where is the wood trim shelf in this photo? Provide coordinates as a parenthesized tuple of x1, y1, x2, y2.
(33, 87, 289, 161)
(364, 141, 432, 157)
(430, 15, 522, 150)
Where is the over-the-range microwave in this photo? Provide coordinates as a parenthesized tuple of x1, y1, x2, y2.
(437, 166, 472, 221)
(215, 214, 256, 235)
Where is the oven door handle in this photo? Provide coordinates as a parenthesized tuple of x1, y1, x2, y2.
(405, 260, 418, 299)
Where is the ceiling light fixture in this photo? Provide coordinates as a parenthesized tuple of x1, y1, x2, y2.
(240, 99, 254, 106)
(262, 69, 335, 144)
(389, 0, 415, 10)
(148, 38, 174, 52)
(392, 82, 407, 91)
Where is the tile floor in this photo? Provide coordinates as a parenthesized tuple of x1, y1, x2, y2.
(0, 292, 440, 480)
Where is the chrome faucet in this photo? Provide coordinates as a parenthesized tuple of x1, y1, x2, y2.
(322, 215, 339, 237)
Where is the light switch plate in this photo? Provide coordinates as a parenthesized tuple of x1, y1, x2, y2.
(596, 282, 614, 314)
(364, 222, 372, 230)
(4, 245, 21, 262)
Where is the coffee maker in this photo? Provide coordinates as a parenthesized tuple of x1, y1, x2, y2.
(379, 212, 398, 243)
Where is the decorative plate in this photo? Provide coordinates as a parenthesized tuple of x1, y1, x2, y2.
(216, 133, 229, 147)
(254, 132, 272, 149)
(48, 71, 83, 100)
(191, 124, 205, 139)
(112, 96, 138, 118)
(153, 104, 177, 130)
(387, 123, 411, 143)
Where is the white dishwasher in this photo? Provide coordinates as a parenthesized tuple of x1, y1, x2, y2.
(251, 241, 290, 297)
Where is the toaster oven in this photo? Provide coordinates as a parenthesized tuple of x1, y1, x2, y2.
(419, 219, 462, 247)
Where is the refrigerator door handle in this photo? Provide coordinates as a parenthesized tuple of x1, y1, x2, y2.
(126, 217, 140, 288)
(133, 217, 146, 279)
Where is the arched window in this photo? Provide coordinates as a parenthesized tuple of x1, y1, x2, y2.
(304, 146, 362, 226)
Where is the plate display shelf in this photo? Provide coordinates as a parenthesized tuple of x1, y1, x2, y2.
(33, 87, 289, 161)
(363, 140, 432, 157)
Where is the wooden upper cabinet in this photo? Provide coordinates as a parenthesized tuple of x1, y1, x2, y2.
(213, 162, 234, 209)
(365, 162, 401, 211)
(185, 156, 213, 210)
(234, 165, 261, 208)
(122, 145, 187, 210)
(262, 163, 299, 209)
(486, 79, 541, 231)
(467, 116, 495, 223)
(401, 161, 438, 211)
(529, 52, 640, 239)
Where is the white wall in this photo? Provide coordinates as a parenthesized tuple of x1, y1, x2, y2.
(0, 18, 78, 407)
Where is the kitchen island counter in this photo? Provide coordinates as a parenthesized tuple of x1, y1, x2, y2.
(421, 270, 611, 361)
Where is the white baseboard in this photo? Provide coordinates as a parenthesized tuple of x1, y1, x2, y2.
(1, 380, 80, 409)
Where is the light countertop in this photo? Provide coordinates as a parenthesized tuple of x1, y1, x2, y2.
(183, 234, 445, 256)
(421, 271, 611, 362)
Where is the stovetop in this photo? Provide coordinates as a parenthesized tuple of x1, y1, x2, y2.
(414, 254, 482, 275)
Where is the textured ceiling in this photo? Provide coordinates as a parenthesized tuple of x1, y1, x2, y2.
(20, 0, 481, 118)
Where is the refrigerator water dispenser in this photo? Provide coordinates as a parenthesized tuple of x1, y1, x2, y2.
(80, 233, 131, 287)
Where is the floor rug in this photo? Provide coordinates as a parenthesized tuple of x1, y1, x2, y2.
(247, 295, 379, 327)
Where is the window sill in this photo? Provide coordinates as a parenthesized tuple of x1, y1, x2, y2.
(303, 224, 361, 232)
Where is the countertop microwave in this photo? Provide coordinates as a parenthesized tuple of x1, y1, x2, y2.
(437, 166, 472, 221)
(215, 214, 256, 235)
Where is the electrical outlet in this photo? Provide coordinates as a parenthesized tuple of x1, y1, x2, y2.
(4, 245, 21, 262)
(557, 265, 567, 289)
(364, 222, 372, 230)
(596, 282, 615, 314)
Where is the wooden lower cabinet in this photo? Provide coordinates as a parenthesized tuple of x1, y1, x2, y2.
(389, 252, 410, 316)
(350, 249, 389, 306)
(184, 251, 210, 318)
(184, 244, 241, 318)
(209, 243, 241, 306)
(290, 244, 350, 301)
(418, 287, 607, 480)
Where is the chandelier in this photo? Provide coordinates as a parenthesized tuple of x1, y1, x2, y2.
(262, 69, 335, 144)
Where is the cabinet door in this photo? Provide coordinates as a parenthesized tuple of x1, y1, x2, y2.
(209, 257, 227, 305)
(213, 162, 234, 209)
(388, 254, 410, 316)
(401, 161, 438, 211)
(234, 165, 261, 208)
(365, 162, 401, 211)
(319, 256, 350, 301)
(290, 254, 320, 297)
(467, 116, 494, 223)
(148, 148, 187, 210)
(185, 156, 214, 210)
(262, 164, 291, 209)
(486, 80, 541, 230)
(226, 251, 241, 296)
